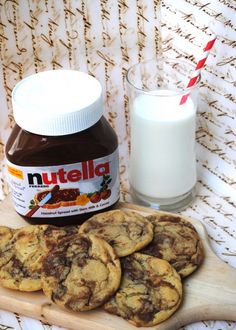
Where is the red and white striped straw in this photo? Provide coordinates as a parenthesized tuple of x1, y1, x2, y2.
(179, 35, 217, 105)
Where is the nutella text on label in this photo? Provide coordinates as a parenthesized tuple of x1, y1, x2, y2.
(27, 160, 110, 185)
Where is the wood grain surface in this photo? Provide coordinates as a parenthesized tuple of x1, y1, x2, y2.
(0, 197, 235, 330)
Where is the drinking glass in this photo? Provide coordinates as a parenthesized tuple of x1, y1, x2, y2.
(126, 58, 200, 211)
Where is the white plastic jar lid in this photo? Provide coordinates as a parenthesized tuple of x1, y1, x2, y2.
(12, 70, 103, 136)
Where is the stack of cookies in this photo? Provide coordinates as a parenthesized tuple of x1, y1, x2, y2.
(0, 209, 204, 327)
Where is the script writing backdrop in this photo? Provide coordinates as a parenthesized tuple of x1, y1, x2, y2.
(0, 0, 161, 199)
(0, 1, 236, 329)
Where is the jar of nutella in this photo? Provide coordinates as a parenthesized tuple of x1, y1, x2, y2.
(6, 70, 120, 226)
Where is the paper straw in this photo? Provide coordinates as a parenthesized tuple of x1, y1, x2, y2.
(179, 35, 217, 105)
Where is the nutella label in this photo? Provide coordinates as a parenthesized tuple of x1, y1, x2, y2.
(7, 149, 119, 218)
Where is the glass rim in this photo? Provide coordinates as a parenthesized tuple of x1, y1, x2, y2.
(126, 57, 201, 96)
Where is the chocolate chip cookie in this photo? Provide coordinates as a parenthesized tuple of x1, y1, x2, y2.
(141, 214, 204, 277)
(104, 253, 182, 327)
(79, 210, 153, 257)
(41, 234, 121, 312)
(0, 224, 80, 291)
(0, 226, 15, 267)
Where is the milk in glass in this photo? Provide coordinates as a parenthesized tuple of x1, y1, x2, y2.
(130, 90, 197, 201)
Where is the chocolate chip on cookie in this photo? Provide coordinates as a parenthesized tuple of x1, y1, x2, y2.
(79, 210, 153, 257)
(0, 224, 80, 291)
(41, 234, 121, 311)
(104, 252, 182, 327)
(141, 214, 204, 277)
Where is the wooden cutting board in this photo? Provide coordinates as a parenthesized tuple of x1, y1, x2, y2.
(0, 196, 236, 330)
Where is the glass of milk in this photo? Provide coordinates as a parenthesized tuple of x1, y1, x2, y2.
(126, 58, 200, 211)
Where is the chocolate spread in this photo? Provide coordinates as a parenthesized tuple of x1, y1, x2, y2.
(37, 188, 80, 204)
(6, 117, 119, 225)
(6, 70, 120, 226)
